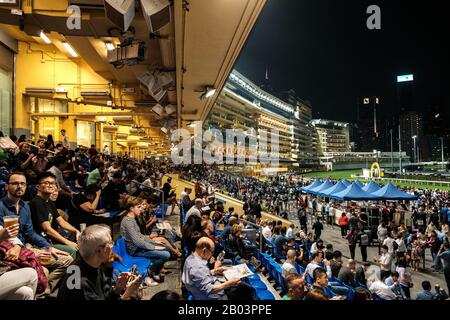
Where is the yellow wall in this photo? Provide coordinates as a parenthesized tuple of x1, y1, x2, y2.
(15, 41, 107, 144)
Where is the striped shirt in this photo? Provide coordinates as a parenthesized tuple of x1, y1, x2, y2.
(120, 216, 157, 255)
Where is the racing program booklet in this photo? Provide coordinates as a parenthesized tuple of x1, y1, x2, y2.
(156, 222, 172, 230)
(223, 263, 254, 280)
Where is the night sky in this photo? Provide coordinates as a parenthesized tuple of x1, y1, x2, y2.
(234, 0, 450, 124)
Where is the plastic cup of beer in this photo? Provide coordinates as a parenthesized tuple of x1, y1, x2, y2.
(3, 215, 19, 229)
(39, 248, 52, 266)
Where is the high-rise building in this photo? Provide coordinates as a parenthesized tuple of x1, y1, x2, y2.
(205, 70, 316, 168)
(421, 134, 442, 161)
(399, 111, 423, 161)
(355, 96, 381, 152)
(310, 119, 351, 155)
(422, 106, 449, 160)
(276, 89, 314, 164)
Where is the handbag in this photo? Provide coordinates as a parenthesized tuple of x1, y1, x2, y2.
(0, 241, 48, 294)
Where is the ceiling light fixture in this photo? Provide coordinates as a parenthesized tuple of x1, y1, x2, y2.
(200, 86, 216, 100)
(62, 42, 78, 57)
(40, 31, 51, 44)
(105, 42, 115, 51)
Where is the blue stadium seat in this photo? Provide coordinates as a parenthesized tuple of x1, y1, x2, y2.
(247, 278, 268, 290)
(345, 286, 355, 300)
(109, 210, 123, 218)
(113, 237, 151, 276)
(294, 262, 305, 275)
(273, 247, 286, 261)
(328, 276, 344, 286)
(246, 263, 256, 273)
(272, 263, 285, 291)
(323, 285, 337, 298)
(256, 290, 275, 300)
(154, 203, 168, 218)
(372, 293, 386, 300)
(305, 273, 314, 285)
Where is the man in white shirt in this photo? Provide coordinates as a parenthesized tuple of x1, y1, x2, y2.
(47, 157, 73, 196)
(374, 245, 392, 279)
(383, 233, 395, 255)
(310, 239, 324, 255)
(286, 223, 295, 239)
(377, 223, 387, 242)
(61, 129, 69, 149)
(282, 250, 298, 278)
(395, 234, 406, 258)
(262, 221, 273, 242)
(304, 252, 332, 279)
(328, 203, 335, 227)
(369, 272, 397, 300)
(142, 176, 156, 190)
(107, 162, 120, 181)
(185, 199, 203, 220)
(103, 144, 110, 156)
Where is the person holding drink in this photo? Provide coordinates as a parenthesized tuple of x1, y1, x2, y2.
(0, 172, 73, 296)
(1, 215, 39, 300)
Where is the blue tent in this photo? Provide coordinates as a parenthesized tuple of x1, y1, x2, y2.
(318, 180, 348, 197)
(354, 180, 365, 188)
(362, 181, 381, 193)
(341, 179, 351, 187)
(309, 180, 335, 195)
(371, 182, 418, 200)
(300, 179, 322, 192)
(331, 182, 380, 201)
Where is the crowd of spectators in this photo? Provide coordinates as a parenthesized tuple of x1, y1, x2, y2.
(2, 138, 449, 300)
(1, 132, 182, 300)
(178, 164, 450, 300)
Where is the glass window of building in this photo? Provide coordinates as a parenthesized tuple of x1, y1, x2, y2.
(30, 98, 68, 141)
(77, 120, 96, 148)
(0, 43, 13, 135)
(0, 67, 11, 134)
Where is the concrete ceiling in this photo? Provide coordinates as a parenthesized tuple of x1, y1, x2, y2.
(177, 0, 265, 124)
(0, 0, 266, 129)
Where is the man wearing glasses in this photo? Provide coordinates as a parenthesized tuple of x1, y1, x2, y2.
(182, 237, 241, 300)
(0, 172, 73, 296)
(57, 224, 143, 300)
(30, 172, 81, 258)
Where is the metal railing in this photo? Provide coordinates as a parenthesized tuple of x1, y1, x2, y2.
(371, 177, 450, 188)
